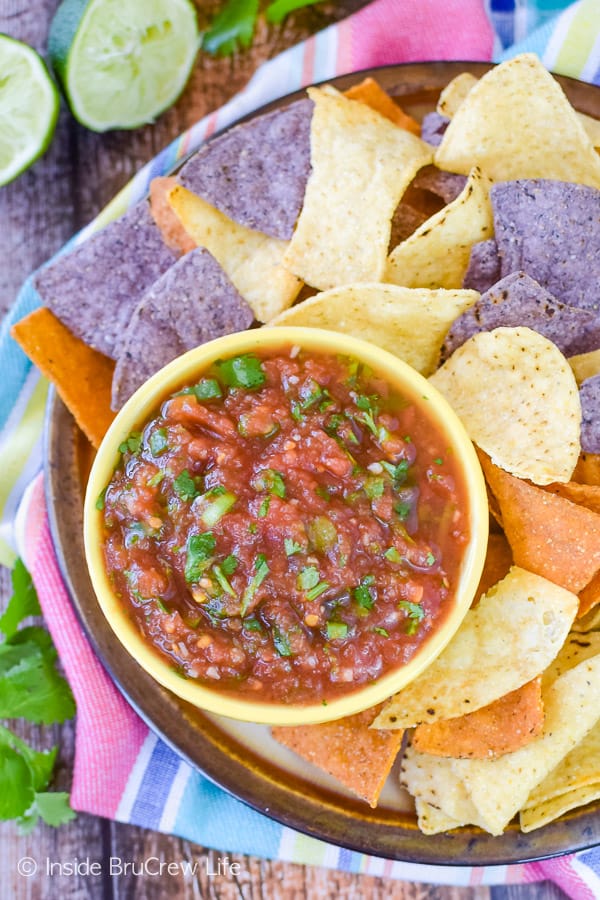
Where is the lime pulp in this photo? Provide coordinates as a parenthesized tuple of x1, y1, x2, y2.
(0, 34, 59, 186)
(49, 0, 199, 132)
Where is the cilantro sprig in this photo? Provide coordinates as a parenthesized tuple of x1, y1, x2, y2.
(0, 560, 76, 831)
(202, 0, 325, 57)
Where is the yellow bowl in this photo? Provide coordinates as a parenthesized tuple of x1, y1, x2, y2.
(84, 327, 489, 726)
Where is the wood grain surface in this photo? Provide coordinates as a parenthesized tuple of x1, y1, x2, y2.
(0, 1, 568, 897)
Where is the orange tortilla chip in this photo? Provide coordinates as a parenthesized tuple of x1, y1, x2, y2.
(412, 678, 544, 759)
(579, 571, 600, 618)
(272, 705, 403, 808)
(572, 452, 600, 486)
(474, 532, 513, 604)
(480, 451, 600, 594)
(344, 77, 420, 134)
(149, 177, 196, 255)
(544, 481, 600, 515)
(11, 308, 115, 448)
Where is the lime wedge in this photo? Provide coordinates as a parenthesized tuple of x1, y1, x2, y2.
(0, 35, 59, 186)
(49, 0, 199, 132)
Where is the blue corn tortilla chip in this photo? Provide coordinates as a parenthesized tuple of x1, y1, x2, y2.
(442, 271, 600, 362)
(580, 376, 600, 454)
(389, 202, 429, 250)
(420, 112, 449, 147)
(34, 201, 177, 360)
(491, 180, 600, 311)
(178, 99, 313, 242)
(463, 239, 501, 292)
(412, 166, 467, 204)
(111, 248, 254, 409)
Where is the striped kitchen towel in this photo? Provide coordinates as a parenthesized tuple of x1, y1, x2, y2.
(3, 1, 600, 896)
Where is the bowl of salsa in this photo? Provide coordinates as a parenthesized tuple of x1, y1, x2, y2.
(84, 327, 489, 725)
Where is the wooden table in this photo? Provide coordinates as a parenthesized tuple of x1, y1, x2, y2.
(0, 2, 569, 897)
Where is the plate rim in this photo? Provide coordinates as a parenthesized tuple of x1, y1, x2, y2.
(45, 60, 600, 866)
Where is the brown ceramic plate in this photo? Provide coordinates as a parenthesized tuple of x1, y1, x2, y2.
(45, 62, 600, 865)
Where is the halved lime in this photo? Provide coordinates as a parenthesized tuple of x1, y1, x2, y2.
(49, 0, 199, 132)
(0, 35, 59, 186)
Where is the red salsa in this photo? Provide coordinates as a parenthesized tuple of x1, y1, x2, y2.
(99, 348, 470, 704)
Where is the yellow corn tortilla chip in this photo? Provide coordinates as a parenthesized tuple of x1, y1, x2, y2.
(268, 284, 477, 377)
(414, 798, 468, 835)
(572, 452, 600, 485)
(438, 69, 600, 148)
(149, 177, 196, 256)
(572, 604, 600, 633)
(429, 326, 581, 485)
(283, 86, 432, 290)
(412, 678, 544, 760)
(435, 54, 600, 187)
(542, 632, 600, 688)
(272, 705, 403, 808)
(372, 566, 577, 730)
(436, 72, 479, 118)
(401, 743, 489, 830)
(452, 655, 600, 834)
(570, 349, 600, 385)
(520, 783, 600, 833)
(385, 166, 493, 289)
(167, 185, 302, 323)
(474, 532, 513, 603)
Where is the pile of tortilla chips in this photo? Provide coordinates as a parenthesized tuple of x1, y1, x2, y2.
(12, 54, 600, 836)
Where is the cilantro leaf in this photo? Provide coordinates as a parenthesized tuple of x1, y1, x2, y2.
(0, 725, 56, 792)
(398, 600, 425, 635)
(173, 469, 200, 502)
(31, 791, 75, 827)
(0, 746, 34, 820)
(185, 532, 216, 583)
(0, 640, 75, 724)
(202, 0, 259, 56)
(272, 626, 293, 657)
(0, 559, 41, 640)
(266, 0, 323, 24)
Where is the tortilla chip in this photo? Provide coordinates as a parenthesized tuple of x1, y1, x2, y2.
(178, 99, 313, 241)
(11, 308, 115, 448)
(441, 272, 600, 362)
(430, 327, 581, 485)
(386, 166, 493, 290)
(474, 532, 513, 603)
(579, 376, 600, 454)
(435, 54, 600, 187)
(462, 239, 501, 293)
(149, 177, 196, 255)
(543, 480, 600, 516)
(34, 201, 177, 359)
(492, 179, 600, 312)
(388, 203, 429, 249)
(372, 566, 577, 730)
(438, 69, 600, 149)
(543, 632, 600, 686)
(272, 705, 403, 808)
(449, 655, 600, 835)
(480, 454, 600, 594)
(401, 743, 492, 831)
(283, 86, 432, 290)
(415, 798, 467, 835)
(168, 184, 302, 323)
(420, 111, 449, 147)
(412, 678, 544, 760)
(411, 166, 468, 204)
(436, 72, 479, 118)
(578, 572, 600, 618)
(572, 452, 600, 485)
(520, 783, 600, 833)
(572, 604, 600, 633)
(268, 284, 477, 377)
(344, 77, 420, 133)
(570, 349, 600, 386)
(112, 248, 253, 409)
